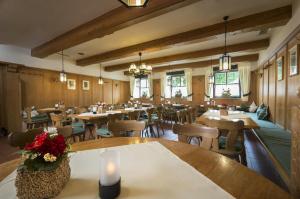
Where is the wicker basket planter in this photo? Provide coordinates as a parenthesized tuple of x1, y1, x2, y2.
(15, 157, 70, 199)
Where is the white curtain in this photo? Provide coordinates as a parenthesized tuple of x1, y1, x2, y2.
(129, 77, 135, 99)
(184, 69, 193, 101)
(238, 64, 251, 101)
(160, 72, 169, 99)
(204, 67, 213, 101)
(148, 75, 153, 99)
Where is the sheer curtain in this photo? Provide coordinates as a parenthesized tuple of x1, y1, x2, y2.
(238, 64, 251, 101)
(204, 67, 213, 101)
(148, 75, 153, 98)
(129, 77, 135, 99)
(160, 72, 169, 98)
(184, 69, 193, 101)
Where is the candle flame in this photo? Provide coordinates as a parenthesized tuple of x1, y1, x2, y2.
(107, 161, 116, 175)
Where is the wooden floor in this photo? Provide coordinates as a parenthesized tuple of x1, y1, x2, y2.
(0, 123, 289, 192)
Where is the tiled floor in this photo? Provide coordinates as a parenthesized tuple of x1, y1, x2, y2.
(0, 123, 288, 192)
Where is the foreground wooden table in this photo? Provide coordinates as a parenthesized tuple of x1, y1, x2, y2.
(0, 138, 289, 199)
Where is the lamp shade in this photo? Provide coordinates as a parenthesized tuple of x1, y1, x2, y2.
(219, 54, 231, 71)
(59, 71, 67, 82)
(119, 0, 149, 7)
(98, 77, 104, 85)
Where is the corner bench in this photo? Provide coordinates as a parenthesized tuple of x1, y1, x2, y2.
(245, 113, 291, 186)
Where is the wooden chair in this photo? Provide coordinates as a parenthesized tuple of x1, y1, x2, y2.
(173, 124, 219, 150)
(108, 120, 146, 137)
(50, 113, 64, 127)
(128, 110, 140, 120)
(25, 107, 48, 129)
(57, 125, 73, 143)
(204, 118, 246, 164)
(8, 127, 44, 149)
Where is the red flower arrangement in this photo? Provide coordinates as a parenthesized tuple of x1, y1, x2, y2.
(20, 132, 70, 171)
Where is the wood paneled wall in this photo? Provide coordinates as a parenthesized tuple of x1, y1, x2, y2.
(0, 64, 130, 132)
(17, 66, 130, 108)
(255, 31, 300, 130)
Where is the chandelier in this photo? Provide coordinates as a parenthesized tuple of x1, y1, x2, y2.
(128, 52, 152, 78)
(119, 0, 149, 7)
(219, 16, 231, 71)
(59, 50, 67, 82)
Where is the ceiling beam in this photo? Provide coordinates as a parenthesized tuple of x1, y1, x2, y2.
(105, 39, 269, 72)
(77, 5, 291, 66)
(124, 54, 258, 75)
(31, 0, 201, 58)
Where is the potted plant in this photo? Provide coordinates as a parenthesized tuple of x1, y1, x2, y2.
(15, 132, 71, 199)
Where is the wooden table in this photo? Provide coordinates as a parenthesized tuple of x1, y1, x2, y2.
(0, 138, 289, 199)
(37, 108, 62, 114)
(196, 110, 260, 129)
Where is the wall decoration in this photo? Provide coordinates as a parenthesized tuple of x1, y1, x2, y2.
(67, 79, 76, 90)
(277, 57, 283, 81)
(289, 45, 298, 76)
(82, 80, 90, 90)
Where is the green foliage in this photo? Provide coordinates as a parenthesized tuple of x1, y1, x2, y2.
(227, 71, 239, 84)
(215, 73, 226, 84)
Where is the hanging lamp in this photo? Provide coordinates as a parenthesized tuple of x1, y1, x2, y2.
(59, 50, 67, 82)
(98, 64, 104, 85)
(119, 0, 149, 7)
(219, 16, 231, 71)
(128, 52, 152, 78)
(208, 58, 214, 84)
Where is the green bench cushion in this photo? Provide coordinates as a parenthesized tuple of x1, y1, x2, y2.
(96, 128, 112, 138)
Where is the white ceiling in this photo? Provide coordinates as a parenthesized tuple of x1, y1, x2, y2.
(0, 0, 292, 71)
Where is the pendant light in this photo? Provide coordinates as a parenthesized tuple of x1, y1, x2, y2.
(59, 50, 67, 82)
(98, 64, 104, 85)
(208, 58, 214, 84)
(119, 0, 149, 7)
(219, 16, 231, 71)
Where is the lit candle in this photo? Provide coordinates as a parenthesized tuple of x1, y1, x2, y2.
(99, 151, 120, 186)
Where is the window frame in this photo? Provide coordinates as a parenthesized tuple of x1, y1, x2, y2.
(167, 74, 187, 97)
(134, 77, 149, 98)
(213, 69, 241, 98)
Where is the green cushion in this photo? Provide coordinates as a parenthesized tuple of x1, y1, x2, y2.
(72, 127, 85, 135)
(257, 106, 269, 120)
(72, 122, 84, 128)
(31, 114, 49, 122)
(96, 128, 112, 138)
(219, 136, 243, 151)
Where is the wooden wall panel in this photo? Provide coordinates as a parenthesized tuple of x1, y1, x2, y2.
(269, 60, 277, 122)
(103, 79, 113, 104)
(0, 66, 4, 128)
(43, 70, 64, 107)
(5, 70, 23, 132)
(119, 81, 130, 104)
(113, 80, 121, 104)
(153, 79, 161, 105)
(258, 68, 264, 105)
(92, 78, 103, 103)
(192, 76, 205, 105)
(78, 76, 93, 106)
(275, 49, 287, 128)
(263, 68, 269, 105)
(286, 42, 300, 130)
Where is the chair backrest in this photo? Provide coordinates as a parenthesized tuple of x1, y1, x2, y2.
(50, 113, 64, 127)
(108, 113, 123, 123)
(75, 107, 88, 114)
(25, 107, 32, 122)
(57, 126, 72, 139)
(8, 127, 44, 149)
(146, 108, 155, 123)
(173, 124, 219, 150)
(128, 110, 140, 120)
(108, 120, 145, 137)
(204, 118, 244, 151)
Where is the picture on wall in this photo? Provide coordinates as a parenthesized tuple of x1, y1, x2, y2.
(289, 45, 298, 76)
(67, 79, 76, 90)
(277, 57, 283, 81)
(82, 80, 90, 90)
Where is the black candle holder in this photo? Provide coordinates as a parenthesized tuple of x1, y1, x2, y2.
(99, 178, 121, 199)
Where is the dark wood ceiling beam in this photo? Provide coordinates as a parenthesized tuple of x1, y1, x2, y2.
(77, 5, 291, 66)
(105, 39, 268, 72)
(124, 54, 258, 75)
(31, 0, 201, 58)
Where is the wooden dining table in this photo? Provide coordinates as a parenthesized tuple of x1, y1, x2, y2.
(196, 110, 260, 129)
(0, 138, 289, 199)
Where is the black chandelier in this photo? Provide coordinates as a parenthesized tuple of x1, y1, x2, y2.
(119, 0, 149, 7)
(128, 52, 152, 78)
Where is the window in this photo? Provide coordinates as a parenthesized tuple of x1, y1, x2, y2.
(213, 70, 241, 98)
(166, 71, 187, 97)
(133, 78, 149, 98)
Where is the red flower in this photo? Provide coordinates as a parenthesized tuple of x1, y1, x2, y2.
(24, 132, 67, 157)
(24, 132, 48, 151)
